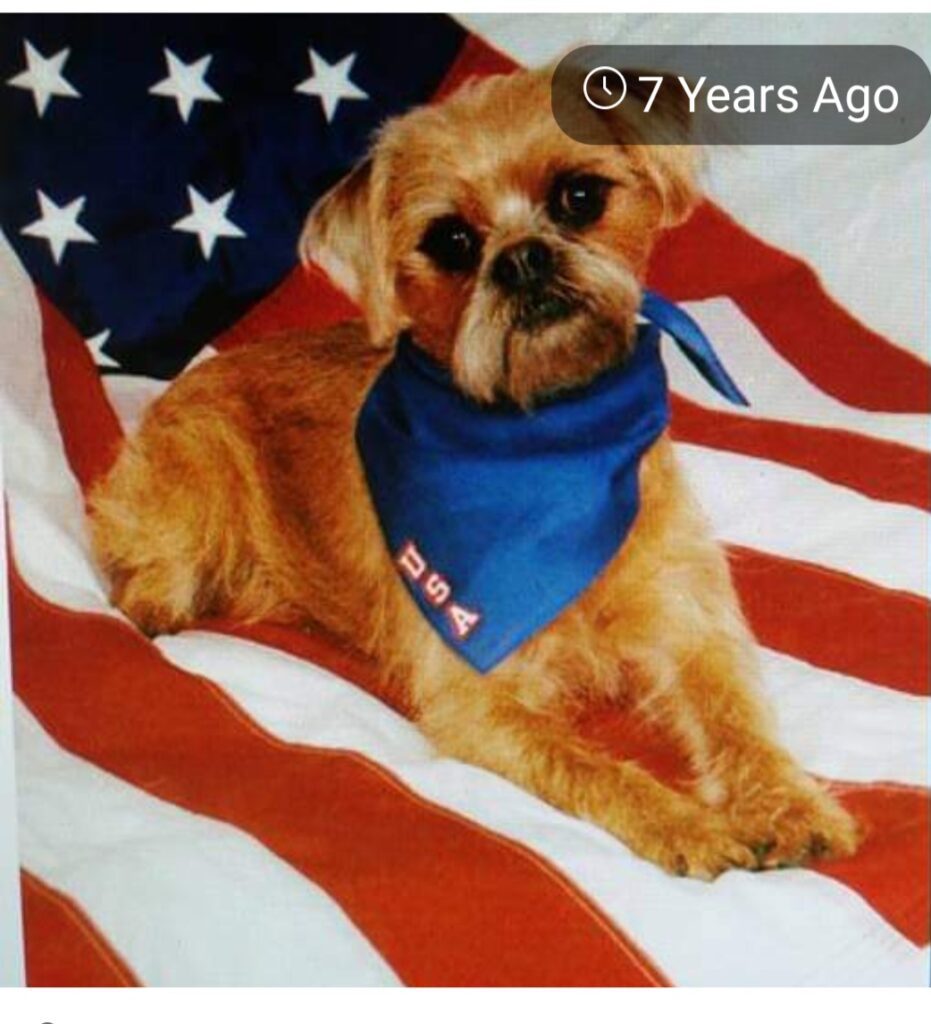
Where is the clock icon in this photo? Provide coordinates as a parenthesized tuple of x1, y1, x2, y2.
(582, 66, 627, 111)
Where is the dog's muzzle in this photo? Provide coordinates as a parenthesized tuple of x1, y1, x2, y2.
(491, 239, 580, 331)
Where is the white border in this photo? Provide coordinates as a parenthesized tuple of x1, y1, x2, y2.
(1, 985, 931, 1018)
(5, 2, 931, 13)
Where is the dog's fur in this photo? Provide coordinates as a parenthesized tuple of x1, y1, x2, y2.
(89, 69, 860, 878)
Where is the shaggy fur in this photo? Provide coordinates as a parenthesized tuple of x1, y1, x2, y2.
(89, 68, 860, 878)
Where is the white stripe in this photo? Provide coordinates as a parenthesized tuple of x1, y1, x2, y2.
(704, 143, 928, 364)
(0, 229, 205, 614)
(14, 701, 399, 987)
(101, 374, 168, 437)
(758, 649, 929, 788)
(7, 489, 114, 614)
(0, 230, 117, 616)
(668, 297, 929, 452)
(678, 443, 928, 597)
(154, 629, 930, 987)
(460, 13, 929, 360)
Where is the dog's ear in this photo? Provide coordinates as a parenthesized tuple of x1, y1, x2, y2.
(637, 141, 700, 228)
(621, 71, 701, 228)
(299, 155, 401, 347)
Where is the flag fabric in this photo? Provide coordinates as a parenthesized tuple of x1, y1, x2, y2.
(0, 12, 928, 986)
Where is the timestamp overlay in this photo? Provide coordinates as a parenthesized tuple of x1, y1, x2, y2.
(553, 46, 931, 145)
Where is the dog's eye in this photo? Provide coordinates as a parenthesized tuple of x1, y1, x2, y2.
(418, 215, 482, 273)
(548, 174, 612, 230)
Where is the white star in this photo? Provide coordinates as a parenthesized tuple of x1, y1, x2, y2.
(172, 186, 245, 259)
(186, 343, 218, 368)
(7, 39, 80, 117)
(86, 330, 120, 369)
(149, 48, 221, 123)
(21, 190, 96, 264)
(295, 49, 368, 122)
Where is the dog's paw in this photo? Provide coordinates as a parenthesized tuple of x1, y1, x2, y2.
(107, 563, 196, 636)
(727, 771, 862, 869)
(637, 806, 760, 881)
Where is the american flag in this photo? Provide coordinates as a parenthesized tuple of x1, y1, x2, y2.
(1, 12, 928, 986)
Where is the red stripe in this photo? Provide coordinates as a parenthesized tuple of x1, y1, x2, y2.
(11, 561, 666, 987)
(21, 871, 139, 987)
(671, 395, 930, 513)
(818, 783, 930, 947)
(728, 546, 929, 697)
(434, 30, 517, 98)
(38, 291, 123, 493)
(649, 202, 931, 414)
(213, 263, 358, 353)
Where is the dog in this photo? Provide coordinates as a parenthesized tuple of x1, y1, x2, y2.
(89, 67, 860, 878)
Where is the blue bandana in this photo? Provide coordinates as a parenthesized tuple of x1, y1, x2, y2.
(356, 291, 747, 672)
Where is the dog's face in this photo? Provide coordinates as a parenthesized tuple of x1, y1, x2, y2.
(303, 69, 698, 406)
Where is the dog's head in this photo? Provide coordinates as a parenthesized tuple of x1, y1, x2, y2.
(302, 68, 698, 406)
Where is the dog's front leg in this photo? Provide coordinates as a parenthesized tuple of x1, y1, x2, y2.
(416, 675, 759, 879)
(673, 625, 861, 867)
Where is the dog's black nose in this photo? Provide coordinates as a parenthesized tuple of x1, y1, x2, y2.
(491, 239, 554, 293)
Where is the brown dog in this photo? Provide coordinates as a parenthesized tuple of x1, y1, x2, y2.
(89, 68, 859, 878)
